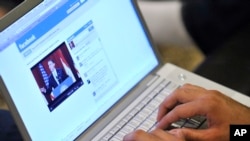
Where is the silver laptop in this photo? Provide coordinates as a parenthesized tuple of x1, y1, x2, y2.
(1, 0, 249, 140)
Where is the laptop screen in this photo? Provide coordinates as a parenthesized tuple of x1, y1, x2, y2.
(0, 0, 159, 140)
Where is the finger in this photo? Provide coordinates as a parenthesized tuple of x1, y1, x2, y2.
(170, 128, 214, 141)
(157, 100, 206, 129)
(168, 129, 185, 138)
(157, 84, 206, 121)
(123, 130, 156, 141)
(180, 83, 206, 91)
(157, 84, 204, 121)
(150, 129, 184, 141)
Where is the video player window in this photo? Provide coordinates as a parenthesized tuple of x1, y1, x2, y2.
(31, 42, 84, 111)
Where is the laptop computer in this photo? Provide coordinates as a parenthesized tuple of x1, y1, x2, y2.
(0, 0, 249, 140)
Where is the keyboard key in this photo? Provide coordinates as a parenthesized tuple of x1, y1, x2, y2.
(102, 132, 114, 140)
(121, 125, 134, 134)
(191, 115, 207, 124)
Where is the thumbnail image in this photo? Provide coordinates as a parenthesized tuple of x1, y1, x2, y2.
(31, 42, 83, 111)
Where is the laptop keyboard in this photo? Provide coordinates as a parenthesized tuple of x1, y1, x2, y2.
(99, 80, 206, 141)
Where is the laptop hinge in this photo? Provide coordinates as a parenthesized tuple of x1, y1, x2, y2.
(146, 74, 159, 87)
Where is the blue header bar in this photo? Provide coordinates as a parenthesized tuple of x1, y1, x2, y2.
(16, 0, 87, 52)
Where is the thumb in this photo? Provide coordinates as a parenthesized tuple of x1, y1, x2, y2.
(169, 128, 207, 141)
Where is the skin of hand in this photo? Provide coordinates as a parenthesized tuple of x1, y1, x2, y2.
(123, 128, 185, 141)
(156, 83, 250, 141)
(123, 83, 250, 141)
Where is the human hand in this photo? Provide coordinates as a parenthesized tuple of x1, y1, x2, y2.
(156, 83, 250, 141)
(123, 128, 185, 141)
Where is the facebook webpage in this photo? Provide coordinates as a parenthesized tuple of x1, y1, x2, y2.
(0, 0, 158, 140)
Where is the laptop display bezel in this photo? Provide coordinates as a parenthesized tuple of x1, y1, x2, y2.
(0, 0, 43, 31)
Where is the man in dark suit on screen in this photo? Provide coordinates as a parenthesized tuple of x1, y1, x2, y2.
(40, 59, 68, 103)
